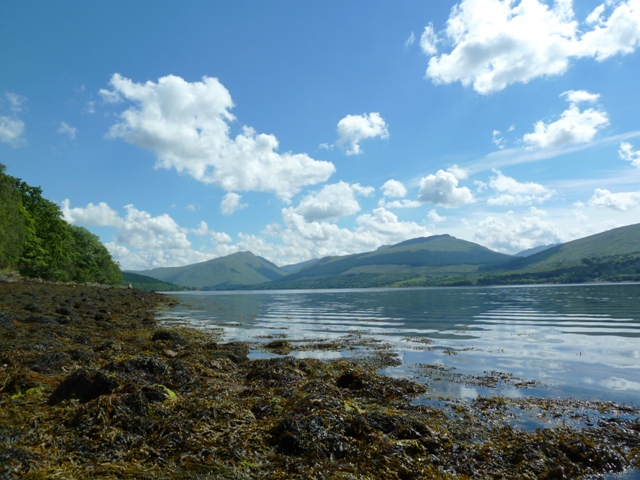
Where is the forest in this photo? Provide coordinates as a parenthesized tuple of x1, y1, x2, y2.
(0, 164, 121, 285)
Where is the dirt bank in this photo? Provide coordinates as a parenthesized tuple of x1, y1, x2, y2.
(1, 281, 639, 479)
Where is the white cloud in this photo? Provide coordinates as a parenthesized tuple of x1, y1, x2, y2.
(418, 169, 475, 208)
(85, 101, 96, 114)
(220, 192, 247, 216)
(61, 200, 123, 227)
(58, 121, 77, 140)
(61, 200, 222, 270)
(589, 188, 640, 211)
(563, 90, 600, 104)
(211, 230, 233, 245)
(191, 221, 209, 236)
(291, 181, 371, 222)
(492, 130, 506, 149)
(487, 170, 553, 205)
(103, 74, 335, 201)
(0, 116, 25, 147)
(578, 0, 640, 60)
(405, 31, 416, 48)
(420, 24, 438, 55)
(240, 207, 431, 265)
(5, 93, 27, 113)
(381, 179, 407, 198)
(427, 209, 446, 223)
(447, 164, 469, 179)
(351, 183, 375, 196)
(472, 207, 563, 253)
(336, 112, 390, 155)
(523, 90, 608, 149)
(424, 0, 640, 94)
(619, 141, 640, 168)
(379, 199, 422, 209)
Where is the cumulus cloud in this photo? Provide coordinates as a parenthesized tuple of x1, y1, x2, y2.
(290, 181, 373, 222)
(423, 0, 640, 94)
(417, 169, 475, 208)
(61, 200, 222, 270)
(379, 199, 422, 209)
(336, 112, 390, 155)
(487, 170, 554, 205)
(420, 24, 438, 55)
(61, 200, 123, 227)
(619, 141, 640, 168)
(589, 188, 640, 211)
(240, 207, 431, 265)
(220, 192, 247, 216)
(58, 121, 77, 140)
(523, 90, 608, 149)
(102, 74, 335, 201)
(381, 179, 407, 198)
(472, 207, 563, 253)
(427, 209, 446, 223)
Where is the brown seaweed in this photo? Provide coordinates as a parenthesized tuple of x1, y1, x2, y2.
(1, 280, 639, 479)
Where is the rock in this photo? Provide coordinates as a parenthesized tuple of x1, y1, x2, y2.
(151, 330, 183, 343)
(48, 369, 117, 405)
(337, 370, 365, 390)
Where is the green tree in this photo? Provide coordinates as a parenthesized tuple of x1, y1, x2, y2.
(67, 225, 122, 284)
(0, 164, 27, 268)
(16, 180, 73, 280)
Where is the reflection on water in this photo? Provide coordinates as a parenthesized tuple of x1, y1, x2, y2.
(159, 284, 640, 404)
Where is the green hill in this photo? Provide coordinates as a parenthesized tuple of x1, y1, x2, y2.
(121, 272, 189, 291)
(131, 251, 287, 289)
(268, 235, 514, 288)
(501, 223, 640, 270)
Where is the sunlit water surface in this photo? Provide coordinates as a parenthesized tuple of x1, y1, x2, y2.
(158, 284, 640, 405)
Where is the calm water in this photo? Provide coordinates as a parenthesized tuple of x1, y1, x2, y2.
(158, 283, 640, 404)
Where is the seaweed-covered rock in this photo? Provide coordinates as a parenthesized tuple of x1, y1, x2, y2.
(48, 369, 117, 405)
(152, 330, 184, 342)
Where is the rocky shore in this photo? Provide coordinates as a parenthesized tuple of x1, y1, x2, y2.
(1, 280, 639, 479)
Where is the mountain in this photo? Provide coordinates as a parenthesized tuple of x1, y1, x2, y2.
(280, 258, 319, 274)
(269, 234, 514, 288)
(502, 223, 640, 270)
(515, 243, 560, 257)
(130, 251, 287, 289)
(121, 272, 189, 291)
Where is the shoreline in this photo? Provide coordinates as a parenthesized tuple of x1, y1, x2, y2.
(1, 281, 639, 479)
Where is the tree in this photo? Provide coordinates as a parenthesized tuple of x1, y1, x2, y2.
(16, 180, 73, 280)
(0, 164, 27, 269)
(67, 226, 122, 284)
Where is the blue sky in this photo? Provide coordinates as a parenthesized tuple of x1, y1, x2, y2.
(2, 0, 640, 270)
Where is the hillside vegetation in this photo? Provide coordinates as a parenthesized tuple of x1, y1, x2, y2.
(267, 235, 514, 289)
(130, 251, 287, 289)
(121, 272, 191, 291)
(0, 164, 121, 284)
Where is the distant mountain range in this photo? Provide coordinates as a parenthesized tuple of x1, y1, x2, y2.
(128, 223, 640, 290)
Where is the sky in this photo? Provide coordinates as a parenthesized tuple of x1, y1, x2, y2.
(2, 0, 640, 270)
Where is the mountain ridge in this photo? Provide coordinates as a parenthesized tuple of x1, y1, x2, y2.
(131, 223, 640, 290)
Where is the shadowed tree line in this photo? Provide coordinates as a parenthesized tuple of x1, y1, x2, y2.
(0, 163, 121, 284)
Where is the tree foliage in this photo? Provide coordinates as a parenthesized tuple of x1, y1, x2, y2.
(0, 163, 122, 284)
(0, 164, 27, 269)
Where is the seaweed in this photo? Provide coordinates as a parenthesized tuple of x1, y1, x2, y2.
(1, 280, 639, 479)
